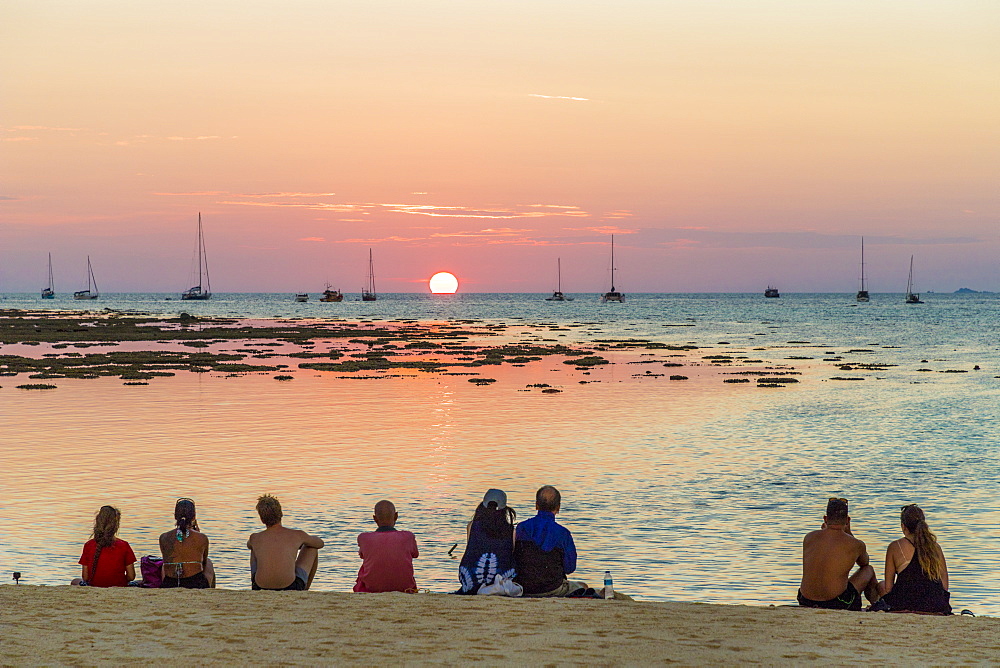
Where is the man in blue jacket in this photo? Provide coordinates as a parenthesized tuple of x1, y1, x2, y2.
(514, 485, 589, 597)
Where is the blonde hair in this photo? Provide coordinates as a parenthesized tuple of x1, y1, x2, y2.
(901, 504, 945, 582)
(256, 494, 283, 526)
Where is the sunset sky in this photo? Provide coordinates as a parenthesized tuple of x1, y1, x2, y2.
(2, 1, 997, 293)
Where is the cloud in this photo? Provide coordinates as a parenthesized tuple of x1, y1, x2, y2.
(431, 228, 534, 238)
(236, 192, 338, 198)
(298, 237, 327, 242)
(8, 125, 83, 132)
(0, 137, 35, 142)
(166, 135, 221, 141)
(0, 195, 23, 201)
(338, 236, 424, 244)
(218, 197, 592, 221)
(565, 225, 639, 235)
(528, 94, 590, 101)
(153, 191, 228, 196)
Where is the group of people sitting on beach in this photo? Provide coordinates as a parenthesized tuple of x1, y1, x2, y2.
(69, 490, 952, 612)
(71, 485, 605, 598)
(798, 497, 951, 614)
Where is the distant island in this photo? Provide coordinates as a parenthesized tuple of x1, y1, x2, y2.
(954, 288, 995, 294)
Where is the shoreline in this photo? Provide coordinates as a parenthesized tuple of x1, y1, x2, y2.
(1, 586, 996, 665)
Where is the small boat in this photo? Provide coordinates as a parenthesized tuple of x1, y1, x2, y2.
(601, 235, 624, 302)
(319, 285, 343, 302)
(361, 248, 377, 301)
(905, 255, 923, 304)
(546, 258, 574, 301)
(295, 293, 308, 302)
(181, 213, 211, 300)
(764, 286, 780, 298)
(41, 252, 55, 299)
(856, 237, 870, 302)
(73, 256, 99, 300)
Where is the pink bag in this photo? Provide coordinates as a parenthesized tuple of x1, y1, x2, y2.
(140, 555, 163, 588)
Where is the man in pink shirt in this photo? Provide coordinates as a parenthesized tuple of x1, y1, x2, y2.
(354, 500, 419, 593)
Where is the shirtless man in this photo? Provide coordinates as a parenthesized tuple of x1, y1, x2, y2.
(247, 494, 324, 590)
(798, 497, 879, 610)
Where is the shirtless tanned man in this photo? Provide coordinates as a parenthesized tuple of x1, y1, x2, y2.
(798, 497, 880, 611)
(247, 494, 324, 591)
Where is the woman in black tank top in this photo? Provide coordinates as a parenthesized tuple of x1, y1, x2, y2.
(879, 505, 951, 614)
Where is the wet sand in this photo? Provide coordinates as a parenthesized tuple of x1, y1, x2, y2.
(0, 586, 995, 666)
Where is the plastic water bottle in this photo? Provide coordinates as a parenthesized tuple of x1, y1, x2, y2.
(604, 570, 614, 599)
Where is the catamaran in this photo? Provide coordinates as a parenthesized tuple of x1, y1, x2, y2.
(181, 213, 212, 300)
(361, 248, 377, 301)
(546, 258, 573, 301)
(41, 253, 55, 299)
(73, 256, 99, 300)
(856, 237, 870, 302)
(601, 236, 624, 302)
(905, 255, 923, 304)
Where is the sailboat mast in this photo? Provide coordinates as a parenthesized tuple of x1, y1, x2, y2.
(197, 213, 203, 289)
(369, 248, 375, 295)
(610, 235, 615, 291)
(860, 237, 866, 291)
(48, 252, 54, 290)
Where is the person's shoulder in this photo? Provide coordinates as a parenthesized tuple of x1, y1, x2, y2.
(114, 538, 131, 548)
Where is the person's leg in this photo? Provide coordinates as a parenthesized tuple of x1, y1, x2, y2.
(296, 546, 319, 590)
(850, 564, 879, 603)
(204, 557, 216, 588)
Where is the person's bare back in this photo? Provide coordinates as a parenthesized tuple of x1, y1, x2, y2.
(800, 526, 866, 600)
(797, 498, 878, 610)
(248, 495, 324, 590)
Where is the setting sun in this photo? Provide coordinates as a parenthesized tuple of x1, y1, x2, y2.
(429, 272, 459, 294)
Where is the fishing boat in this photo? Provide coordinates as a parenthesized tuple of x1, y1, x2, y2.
(73, 256, 100, 300)
(764, 286, 780, 298)
(41, 253, 55, 299)
(181, 213, 211, 300)
(361, 248, 377, 301)
(601, 236, 624, 302)
(856, 237, 870, 302)
(905, 255, 923, 304)
(319, 284, 343, 302)
(545, 258, 573, 301)
(295, 293, 309, 302)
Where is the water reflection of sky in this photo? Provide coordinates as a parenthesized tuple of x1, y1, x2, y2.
(0, 294, 996, 614)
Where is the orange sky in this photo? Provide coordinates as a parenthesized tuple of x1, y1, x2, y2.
(2, 1, 998, 292)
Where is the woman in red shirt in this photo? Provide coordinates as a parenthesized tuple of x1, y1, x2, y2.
(72, 505, 136, 587)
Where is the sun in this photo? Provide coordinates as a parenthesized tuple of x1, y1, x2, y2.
(429, 271, 459, 294)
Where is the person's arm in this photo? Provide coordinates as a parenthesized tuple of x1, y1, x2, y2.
(81, 565, 90, 581)
(203, 536, 211, 569)
(562, 532, 577, 575)
(466, 520, 473, 542)
(301, 531, 324, 549)
(856, 539, 870, 569)
(882, 542, 898, 595)
(125, 563, 136, 581)
(939, 546, 949, 591)
(411, 533, 419, 559)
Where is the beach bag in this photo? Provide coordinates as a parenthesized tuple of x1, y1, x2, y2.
(140, 555, 163, 588)
(477, 573, 523, 597)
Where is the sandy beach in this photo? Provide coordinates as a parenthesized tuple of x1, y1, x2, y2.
(0, 586, 996, 666)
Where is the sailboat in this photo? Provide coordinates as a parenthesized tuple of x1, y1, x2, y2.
(545, 258, 573, 301)
(601, 236, 624, 302)
(856, 237, 870, 302)
(73, 256, 99, 300)
(361, 248, 377, 301)
(181, 213, 212, 300)
(41, 253, 55, 299)
(905, 255, 923, 304)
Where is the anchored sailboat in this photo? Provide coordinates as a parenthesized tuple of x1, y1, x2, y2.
(41, 253, 55, 299)
(856, 237, 870, 302)
(905, 255, 923, 304)
(546, 258, 573, 301)
(181, 213, 212, 300)
(361, 248, 377, 301)
(601, 236, 624, 302)
(73, 256, 99, 300)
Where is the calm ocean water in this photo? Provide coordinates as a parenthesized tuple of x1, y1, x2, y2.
(0, 292, 997, 613)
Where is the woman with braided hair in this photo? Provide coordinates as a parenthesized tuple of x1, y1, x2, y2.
(72, 505, 136, 586)
(158, 498, 215, 588)
(878, 504, 951, 613)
